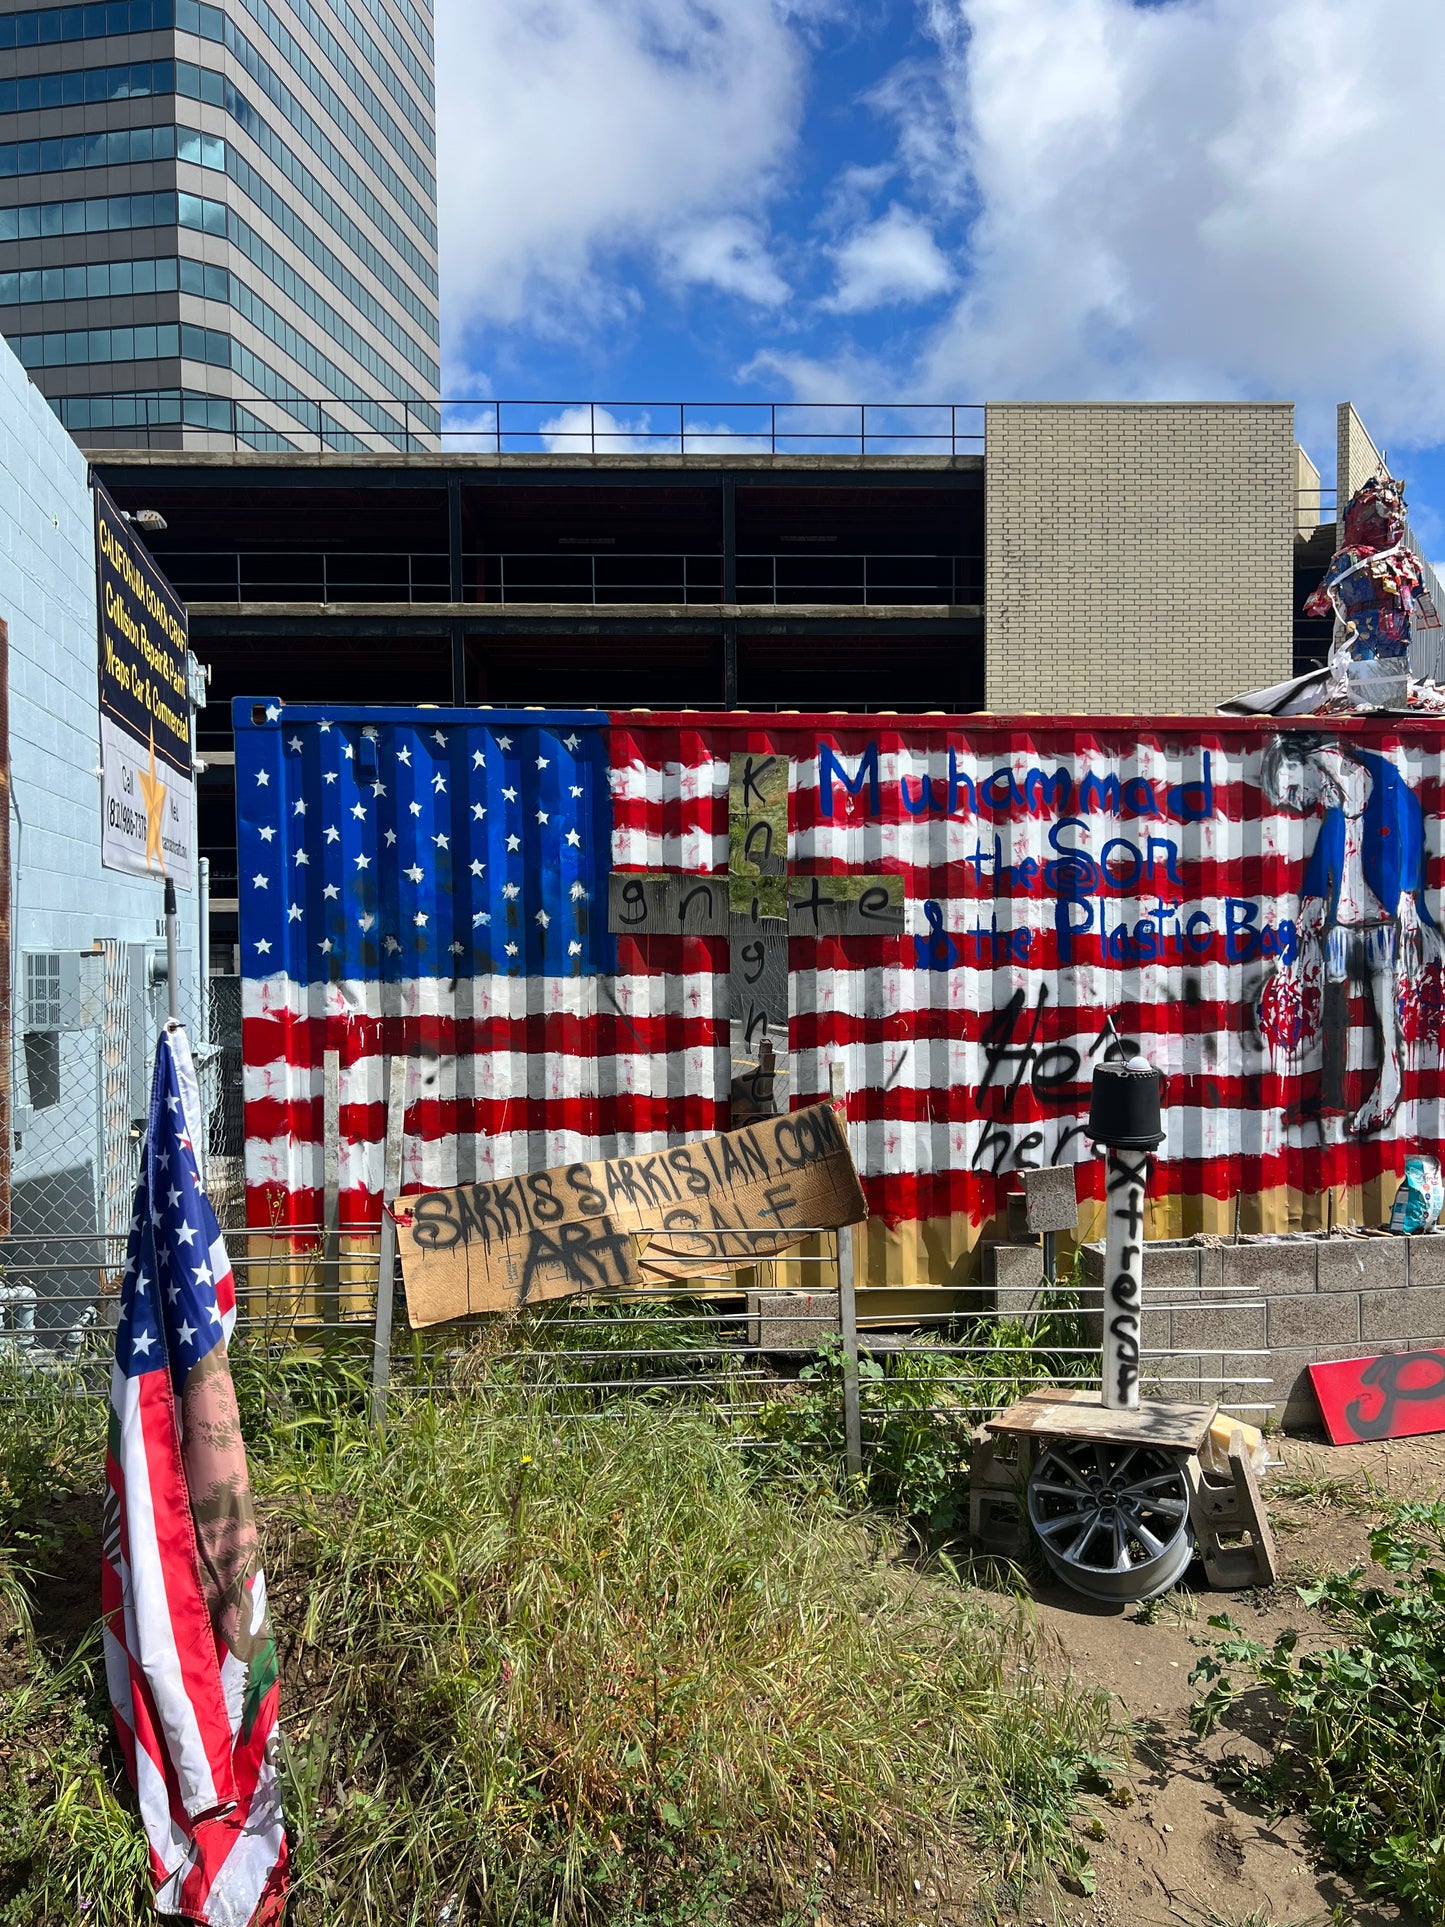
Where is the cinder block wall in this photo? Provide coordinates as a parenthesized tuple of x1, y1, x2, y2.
(984, 402, 1295, 715)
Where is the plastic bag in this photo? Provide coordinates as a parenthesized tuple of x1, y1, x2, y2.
(1199, 1414, 1268, 1482)
(1389, 1153, 1444, 1234)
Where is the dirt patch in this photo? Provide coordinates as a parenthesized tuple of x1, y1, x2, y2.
(969, 1427, 1445, 1927)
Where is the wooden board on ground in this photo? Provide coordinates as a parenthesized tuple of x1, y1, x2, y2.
(393, 1100, 867, 1327)
(985, 1386, 1218, 1452)
(1308, 1349, 1445, 1445)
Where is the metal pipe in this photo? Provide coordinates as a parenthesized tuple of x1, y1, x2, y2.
(163, 876, 179, 1024)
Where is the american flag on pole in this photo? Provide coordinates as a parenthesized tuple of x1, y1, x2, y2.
(101, 1024, 288, 1924)
(236, 704, 1445, 1264)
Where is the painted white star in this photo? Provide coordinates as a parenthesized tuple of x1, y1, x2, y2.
(288, 903, 302, 922)
(288, 734, 303, 751)
(414, 911, 428, 927)
(258, 824, 275, 841)
(432, 773, 447, 793)
(174, 1222, 196, 1248)
(506, 834, 520, 852)
(256, 769, 269, 786)
(385, 829, 397, 846)
(405, 865, 424, 882)
(355, 853, 370, 869)
(323, 883, 339, 900)
(502, 786, 517, 803)
(502, 881, 520, 899)
(535, 755, 549, 770)
(473, 910, 490, 926)
(563, 733, 579, 750)
(252, 872, 269, 889)
(471, 803, 486, 820)
(371, 781, 386, 798)
(295, 849, 309, 865)
(497, 735, 512, 749)
(397, 744, 411, 764)
(564, 829, 580, 847)
(343, 742, 354, 759)
(535, 810, 549, 825)
(175, 1319, 196, 1346)
(469, 860, 484, 877)
(472, 750, 485, 768)
(449, 941, 465, 955)
(350, 802, 366, 820)
(535, 909, 550, 927)
(255, 937, 272, 955)
(293, 799, 307, 816)
(505, 942, 518, 956)
(569, 881, 587, 901)
(383, 935, 401, 954)
(324, 771, 337, 784)
(409, 801, 422, 817)
(265, 703, 281, 720)
(568, 940, 582, 956)
(131, 1328, 154, 1356)
(569, 785, 583, 799)
(324, 826, 339, 843)
(319, 717, 331, 732)
(319, 937, 333, 954)
(433, 833, 448, 849)
(359, 913, 375, 932)
(193, 1262, 212, 1288)
(432, 729, 447, 746)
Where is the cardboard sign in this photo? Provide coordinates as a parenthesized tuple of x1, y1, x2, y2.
(1308, 1350, 1445, 1445)
(394, 1100, 867, 1327)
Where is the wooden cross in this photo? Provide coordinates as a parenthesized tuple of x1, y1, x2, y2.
(608, 753, 903, 1123)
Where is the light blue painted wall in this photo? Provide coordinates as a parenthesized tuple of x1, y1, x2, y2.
(0, 335, 199, 1215)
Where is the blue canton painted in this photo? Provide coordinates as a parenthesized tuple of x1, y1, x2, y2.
(234, 703, 616, 980)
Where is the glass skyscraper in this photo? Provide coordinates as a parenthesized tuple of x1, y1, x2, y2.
(0, 0, 438, 449)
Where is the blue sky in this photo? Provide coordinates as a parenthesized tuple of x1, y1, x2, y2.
(435, 0, 1445, 552)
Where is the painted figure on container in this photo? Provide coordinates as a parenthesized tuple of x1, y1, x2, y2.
(1260, 734, 1440, 1133)
(1304, 471, 1436, 710)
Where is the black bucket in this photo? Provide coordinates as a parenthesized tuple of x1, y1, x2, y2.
(1088, 1056, 1164, 1150)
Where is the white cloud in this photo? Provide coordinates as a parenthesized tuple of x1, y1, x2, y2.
(437, 0, 806, 343)
(822, 203, 955, 312)
(539, 405, 772, 452)
(661, 216, 790, 306)
(768, 0, 1445, 463)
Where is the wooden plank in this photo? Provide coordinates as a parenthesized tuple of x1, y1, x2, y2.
(986, 1386, 1217, 1452)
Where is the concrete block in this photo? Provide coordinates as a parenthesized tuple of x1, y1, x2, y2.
(1362, 1285, 1445, 1343)
(1408, 1233, 1445, 1287)
(1318, 1236, 1406, 1295)
(1267, 1291, 1360, 1351)
(983, 1241, 1047, 1314)
(1020, 1165, 1077, 1234)
(746, 1289, 839, 1350)
(1215, 1354, 1275, 1410)
(1172, 1300, 1267, 1354)
(1142, 1351, 1202, 1400)
(1221, 1239, 1317, 1297)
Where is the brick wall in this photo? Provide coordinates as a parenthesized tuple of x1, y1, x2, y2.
(984, 402, 1295, 715)
(1336, 401, 1385, 542)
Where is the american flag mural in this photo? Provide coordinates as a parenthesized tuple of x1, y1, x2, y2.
(102, 1024, 287, 1922)
(237, 705, 1445, 1278)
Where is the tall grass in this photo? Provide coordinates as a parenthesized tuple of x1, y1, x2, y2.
(1, 1342, 1119, 1925)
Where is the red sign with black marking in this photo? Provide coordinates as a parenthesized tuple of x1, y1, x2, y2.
(1308, 1350, 1445, 1445)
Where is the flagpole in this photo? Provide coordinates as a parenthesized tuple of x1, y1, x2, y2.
(164, 875, 180, 1024)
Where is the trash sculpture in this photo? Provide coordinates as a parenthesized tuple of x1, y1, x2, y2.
(1304, 470, 1438, 710)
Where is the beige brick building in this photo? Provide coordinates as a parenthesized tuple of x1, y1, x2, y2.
(984, 402, 1298, 715)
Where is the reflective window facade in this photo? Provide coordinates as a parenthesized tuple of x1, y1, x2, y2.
(0, 0, 438, 449)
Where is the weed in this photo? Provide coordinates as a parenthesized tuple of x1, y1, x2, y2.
(0, 1346, 1120, 1926)
(1267, 1467, 1381, 1515)
(1191, 1500, 1445, 1919)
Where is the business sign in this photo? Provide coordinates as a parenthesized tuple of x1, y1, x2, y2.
(94, 482, 192, 889)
